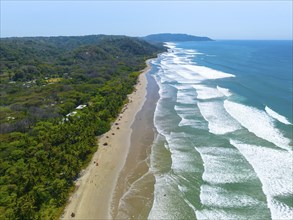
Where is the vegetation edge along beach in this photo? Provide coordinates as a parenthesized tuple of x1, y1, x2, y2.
(0, 35, 165, 219)
(61, 58, 154, 219)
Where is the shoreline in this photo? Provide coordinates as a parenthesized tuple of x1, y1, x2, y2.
(111, 68, 160, 219)
(61, 59, 153, 219)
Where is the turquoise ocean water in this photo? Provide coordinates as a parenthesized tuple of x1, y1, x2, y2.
(148, 40, 293, 219)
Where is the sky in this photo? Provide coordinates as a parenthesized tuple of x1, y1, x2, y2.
(1, 0, 292, 40)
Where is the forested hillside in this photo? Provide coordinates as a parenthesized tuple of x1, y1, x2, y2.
(0, 35, 165, 219)
(143, 33, 213, 42)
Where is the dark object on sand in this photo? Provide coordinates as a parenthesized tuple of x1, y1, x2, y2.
(103, 142, 108, 146)
(71, 212, 75, 217)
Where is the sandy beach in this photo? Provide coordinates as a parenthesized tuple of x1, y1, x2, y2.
(111, 69, 159, 219)
(61, 60, 153, 219)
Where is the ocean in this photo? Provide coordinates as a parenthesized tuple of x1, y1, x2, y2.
(148, 40, 293, 219)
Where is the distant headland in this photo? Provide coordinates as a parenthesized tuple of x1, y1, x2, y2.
(142, 33, 213, 42)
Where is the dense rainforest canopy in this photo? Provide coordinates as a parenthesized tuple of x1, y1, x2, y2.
(0, 35, 165, 219)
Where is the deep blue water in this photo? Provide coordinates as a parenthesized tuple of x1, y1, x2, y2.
(177, 40, 293, 122)
(148, 40, 293, 219)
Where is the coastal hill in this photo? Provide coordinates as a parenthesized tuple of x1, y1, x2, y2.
(0, 35, 165, 219)
(142, 33, 213, 42)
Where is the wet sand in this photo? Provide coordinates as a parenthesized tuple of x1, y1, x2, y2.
(111, 71, 159, 219)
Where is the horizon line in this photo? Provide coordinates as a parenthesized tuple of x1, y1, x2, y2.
(1, 33, 292, 41)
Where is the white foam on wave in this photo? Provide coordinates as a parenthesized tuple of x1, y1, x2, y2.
(196, 208, 244, 220)
(193, 84, 225, 100)
(230, 140, 293, 220)
(161, 51, 235, 84)
(265, 106, 292, 125)
(175, 105, 206, 129)
(187, 52, 203, 56)
(176, 91, 195, 105)
(197, 101, 241, 135)
(224, 100, 291, 151)
(170, 47, 203, 60)
(153, 89, 176, 136)
(173, 56, 188, 65)
(160, 60, 205, 84)
(175, 85, 197, 104)
(162, 43, 234, 81)
(195, 145, 270, 219)
(195, 146, 256, 184)
(157, 70, 181, 84)
(169, 147, 199, 173)
(176, 70, 204, 82)
(160, 59, 175, 69)
(162, 132, 204, 174)
(174, 105, 196, 113)
(172, 49, 201, 64)
(217, 85, 232, 97)
(185, 64, 235, 79)
(196, 206, 269, 220)
(182, 49, 202, 55)
(157, 66, 193, 85)
(200, 184, 264, 208)
(161, 61, 196, 80)
(164, 42, 176, 49)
